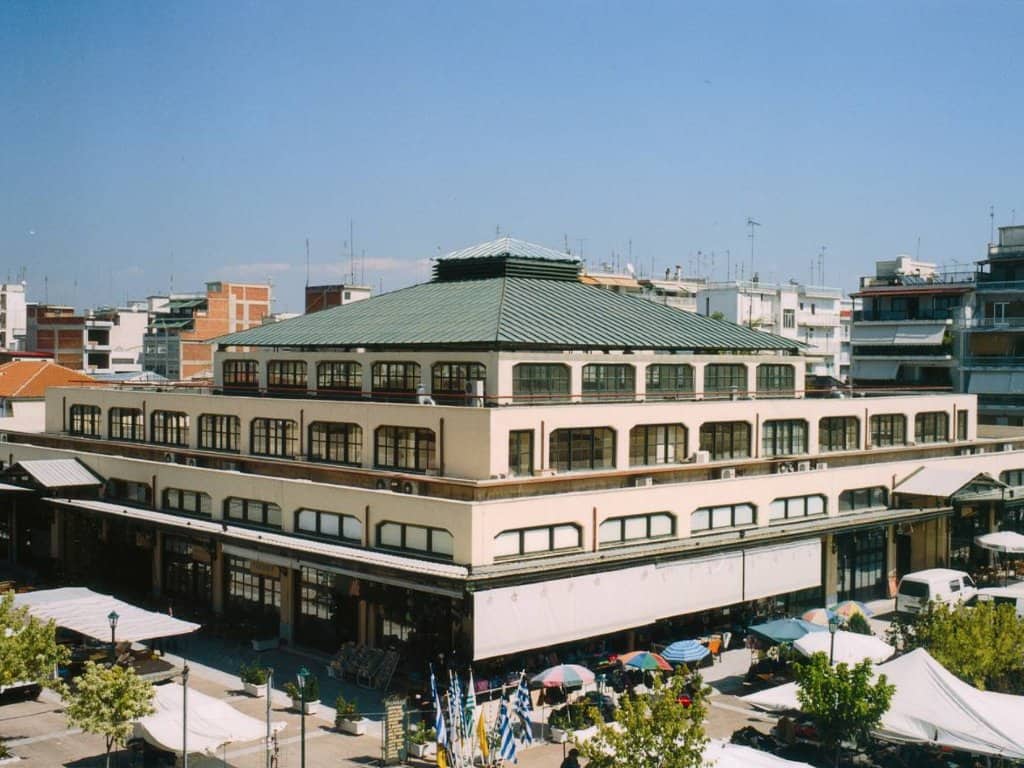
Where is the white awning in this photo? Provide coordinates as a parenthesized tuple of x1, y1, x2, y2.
(14, 587, 200, 642)
(968, 371, 1024, 395)
(743, 540, 821, 601)
(17, 459, 102, 488)
(703, 740, 814, 768)
(133, 682, 285, 755)
(0, 483, 29, 492)
(46, 498, 468, 583)
(852, 324, 946, 346)
(895, 467, 1003, 498)
(793, 630, 894, 665)
(975, 531, 1024, 553)
(852, 361, 900, 380)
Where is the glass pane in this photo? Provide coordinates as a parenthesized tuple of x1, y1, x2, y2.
(711, 506, 733, 528)
(320, 513, 340, 537)
(734, 505, 755, 525)
(770, 500, 786, 520)
(379, 523, 402, 547)
(553, 525, 579, 549)
(297, 509, 316, 532)
(266, 505, 282, 527)
(405, 525, 428, 552)
(342, 516, 362, 541)
(598, 520, 620, 544)
(522, 528, 550, 553)
(807, 496, 825, 516)
(432, 530, 453, 556)
(691, 509, 710, 531)
(649, 514, 673, 537)
(624, 517, 646, 540)
(494, 531, 519, 557)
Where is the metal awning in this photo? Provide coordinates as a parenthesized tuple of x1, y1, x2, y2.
(16, 460, 102, 489)
(968, 371, 1024, 395)
(0, 483, 30, 493)
(895, 466, 1005, 499)
(45, 498, 468, 584)
(852, 360, 901, 380)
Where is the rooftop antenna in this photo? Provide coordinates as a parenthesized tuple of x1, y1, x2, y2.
(990, 205, 995, 243)
(563, 234, 570, 255)
(350, 219, 355, 284)
(305, 238, 310, 288)
(361, 249, 365, 285)
(916, 236, 921, 260)
(746, 217, 761, 276)
(818, 246, 826, 286)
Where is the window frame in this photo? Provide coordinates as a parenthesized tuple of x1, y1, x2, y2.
(307, 421, 362, 466)
(645, 364, 695, 400)
(431, 362, 486, 403)
(250, 417, 298, 458)
(267, 360, 308, 390)
(371, 362, 421, 394)
(493, 524, 582, 559)
(818, 416, 859, 452)
(224, 497, 283, 528)
(915, 411, 949, 444)
(108, 407, 144, 441)
(698, 421, 751, 460)
(581, 364, 636, 402)
(690, 503, 756, 534)
(374, 425, 437, 472)
(508, 429, 535, 477)
(838, 486, 888, 512)
(756, 364, 795, 395)
(870, 414, 906, 447)
(151, 410, 190, 447)
(512, 363, 571, 403)
(315, 361, 362, 394)
(761, 419, 808, 457)
(161, 488, 212, 517)
(223, 359, 259, 389)
(598, 513, 675, 547)
(703, 364, 748, 395)
(198, 413, 240, 452)
(376, 521, 453, 560)
(549, 427, 616, 472)
(629, 423, 688, 466)
(69, 404, 102, 436)
(295, 508, 363, 544)
(769, 494, 827, 522)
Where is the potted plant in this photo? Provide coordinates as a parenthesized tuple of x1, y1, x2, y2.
(239, 662, 270, 698)
(284, 675, 320, 715)
(334, 695, 366, 735)
(548, 701, 598, 743)
(408, 718, 436, 757)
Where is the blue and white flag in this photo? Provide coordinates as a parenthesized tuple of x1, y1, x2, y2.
(497, 697, 517, 763)
(430, 668, 448, 751)
(512, 672, 534, 746)
(463, 670, 477, 736)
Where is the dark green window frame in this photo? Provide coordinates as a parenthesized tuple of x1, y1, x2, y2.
(819, 416, 859, 452)
(308, 421, 362, 465)
(761, 419, 807, 456)
(698, 421, 750, 460)
(581, 364, 635, 402)
(629, 423, 687, 466)
(549, 427, 616, 471)
(512, 363, 570, 403)
(870, 414, 906, 447)
(645, 364, 695, 400)
(915, 411, 949, 444)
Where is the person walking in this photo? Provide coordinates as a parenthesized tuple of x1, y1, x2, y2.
(560, 748, 581, 768)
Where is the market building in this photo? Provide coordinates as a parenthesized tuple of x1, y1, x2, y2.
(1, 238, 1022, 671)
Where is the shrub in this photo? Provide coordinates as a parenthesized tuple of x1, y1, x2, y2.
(335, 695, 362, 723)
(409, 719, 436, 744)
(284, 675, 319, 701)
(549, 700, 600, 730)
(845, 613, 873, 636)
(239, 662, 269, 685)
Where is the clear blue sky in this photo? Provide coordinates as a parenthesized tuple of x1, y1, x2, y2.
(3, 1, 1021, 312)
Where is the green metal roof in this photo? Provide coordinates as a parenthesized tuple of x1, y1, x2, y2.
(216, 276, 803, 352)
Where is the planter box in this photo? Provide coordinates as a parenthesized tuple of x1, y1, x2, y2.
(251, 637, 279, 652)
(409, 741, 434, 757)
(549, 724, 597, 744)
(549, 727, 568, 743)
(338, 718, 366, 736)
(291, 698, 320, 715)
(243, 682, 268, 698)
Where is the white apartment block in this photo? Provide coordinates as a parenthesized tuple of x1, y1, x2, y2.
(0, 283, 27, 350)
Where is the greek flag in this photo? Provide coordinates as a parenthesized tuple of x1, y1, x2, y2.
(497, 697, 517, 763)
(512, 672, 533, 746)
(463, 670, 477, 735)
(430, 668, 448, 751)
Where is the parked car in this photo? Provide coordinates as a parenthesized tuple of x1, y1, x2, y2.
(895, 568, 977, 614)
(966, 586, 1024, 617)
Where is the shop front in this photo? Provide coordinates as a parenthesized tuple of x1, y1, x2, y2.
(224, 555, 281, 637)
(162, 535, 214, 618)
(293, 565, 360, 653)
(835, 527, 888, 602)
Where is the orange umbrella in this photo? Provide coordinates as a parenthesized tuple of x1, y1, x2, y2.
(618, 651, 672, 671)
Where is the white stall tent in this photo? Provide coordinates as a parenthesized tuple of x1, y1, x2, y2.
(13, 587, 199, 642)
(133, 683, 286, 755)
(704, 739, 814, 768)
(744, 649, 1024, 760)
(793, 630, 894, 665)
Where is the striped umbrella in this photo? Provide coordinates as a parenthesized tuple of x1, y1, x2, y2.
(830, 600, 874, 621)
(662, 640, 710, 665)
(801, 607, 836, 627)
(618, 651, 673, 672)
(529, 663, 595, 688)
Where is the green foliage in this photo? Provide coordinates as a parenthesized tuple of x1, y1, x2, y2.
(0, 591, 70, 688)
(710, 311, 726, 321)
(844, 612, 873, 636)
(578, 670, 709, 768)
(334, 694, 361, 723)
(904, 601, 1024, 692)
(63, 661, 155, 765)
(548, 700, 601, 730)
(239, 661, 269, 685)
(794, 653, 894, 767)
(0, 740, 11, 759)
(409, 718, 436, 744)
(284, 674, 319, 701)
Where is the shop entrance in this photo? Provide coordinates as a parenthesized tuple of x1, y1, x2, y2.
(224, 555, 281, 637)
(836, 527, 888, 602)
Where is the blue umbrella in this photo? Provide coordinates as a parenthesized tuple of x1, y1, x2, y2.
(662, 640, 710, 665)
(748, 618, 827, 644)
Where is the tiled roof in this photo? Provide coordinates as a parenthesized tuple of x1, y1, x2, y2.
(0, 361, 99, 399)
(217, 275, 803, 352)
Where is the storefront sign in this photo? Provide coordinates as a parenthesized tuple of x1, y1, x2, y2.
(191, 546, 211, 564)
(249, 561, 280, 579)
(382, 695, 405, 764)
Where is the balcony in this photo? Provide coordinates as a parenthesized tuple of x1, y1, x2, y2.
(853, 309, 955, 322)
(974, 279, 1024, 293)
(963, 317, 1024, 331)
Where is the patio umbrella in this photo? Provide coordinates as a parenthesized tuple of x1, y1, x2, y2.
(830, 600, 874, 621)
(662, 640, 710, 665)
(748, 618, 826, 644)
(800, 608, 834, 627)
(974, 531, 1024, 553)
(530, 664, 595, 688)
(618, 651, 672, 672)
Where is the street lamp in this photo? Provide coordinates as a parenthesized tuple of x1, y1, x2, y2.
(296, 666, 309, 768)
(182, 662, 190, 768)
(828, 614, 840, 666)
(265, 667, 274, 768)
(107, 611, 119, 664)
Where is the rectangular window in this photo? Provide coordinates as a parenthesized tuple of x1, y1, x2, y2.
(819, 416, 859, 452)
(223, 359, 259, 389)
(915, 411, 949, 444)
(598, 512, 675, 547)
(371, 362, 420, 394)
(512, 364, 570, 403)
(756, 364, 795, 395)
(374, 426, 436, 471)
(645, 364, 694, 400)
(224, 497, 282, 528)
(839, 486, 888, 512)
(629, 424, 687, 465)
(308, 421, 362, 465)
(703, 364, 747, 395)
(105, 477, 152, 505)
(162, 488, 212, 516)
(761, 419, 807, 456)
(494, 524, 581, 558)
(549, 427, 615, 471)
(508, 430, 534, 477)
(316, 361, 362, 393)
(957, 410, 969, 441)
(198, 414, 240, 452)
(267, 360, 308, 389)
(151, 410, 189, 446)
(783, 309, 795, 329)
(581, 364, 635, 402)
(698, 421, 750, 460)
(1001, 469, 1024, 486)
(69, 404, 102, 436)
(294, 508, 362, 543)
(431, 362, 486, 403)
(870, 414, 906, 447)
(376, 522, 453, 559)
(690, 503, 755, 533)
(769, 495, 826, 522)
(250, 418, 298, 458)
(109, 407, 144, 441)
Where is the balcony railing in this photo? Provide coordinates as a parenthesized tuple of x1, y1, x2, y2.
(853, 309, 955, 322)
(974, 279, 1024, 292)
(963, 317, 1024, 330)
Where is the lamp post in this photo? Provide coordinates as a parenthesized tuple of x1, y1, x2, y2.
(182, 662, 190, 768)
(107, 611, 119, 664)
(828, 614, 840, 666)
(296, 667, 309, 768)
(265, 667, 274, 768)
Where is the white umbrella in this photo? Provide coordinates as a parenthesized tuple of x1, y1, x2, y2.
(793, 630, 894, 665)
(974, 531, 1024, 553)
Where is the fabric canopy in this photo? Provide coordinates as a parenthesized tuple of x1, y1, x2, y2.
(975, 531, 1024, 554)
(704, 739, 814, 768)
(748, 618, 826, 644)
(793, 630, 894, 665)
(744, 649, 1024, 760)
(14, 588, 199, 642)
(133, 683, 285, 755)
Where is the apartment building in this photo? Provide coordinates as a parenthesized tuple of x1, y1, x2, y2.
(304, 283, 372, 314)
(26, 304, 148, 375)
(0, 283, 27, 351)
(0, 360, 98, 432)
(1, 237, 1019, 669)
(142, 282, 271, 381)
(696, 280, 845, 380)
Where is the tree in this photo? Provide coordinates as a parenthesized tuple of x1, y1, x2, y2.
(0, 590, 69, 688)
(898, 601, 1024, 692)
(844, 612, 873, 636)
(794, 653, 894, 768)
(578, 669, 709, 768)
(64, 661, 155, 768)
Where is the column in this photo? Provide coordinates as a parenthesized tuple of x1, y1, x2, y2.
(49, 507, 63, 561)
(279, 567, 295, 644)
(823, 534, 839, 606)
(151, 531, 163, 599)
(211, 544, 224, 614)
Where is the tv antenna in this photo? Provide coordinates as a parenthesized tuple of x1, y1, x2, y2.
(990, 205, 995, 243)
(305, 238, 310, 288)
(746, 218, 761, 277)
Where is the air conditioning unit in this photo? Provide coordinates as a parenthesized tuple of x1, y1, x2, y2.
(634, 476, 654, 487)
(896, 522, 914, 535)
(957, 447, 973, 456)
(401, 480, 419, 495)
(718, 467, 737, 480)
(375, 478, 389, 490)
(815, 461, 828, 470)
(1007, 488, 1018, 500)
(797, 460, 812, 472)
(0, 433, 7, 443)
(185, 457, 198, 467)
(1003, 443, 1015, 453)
(691, 450, 711, 464)
(777, 464, 790, 474)
(465, 379, 485, 407)
(163, 452, 176, 463)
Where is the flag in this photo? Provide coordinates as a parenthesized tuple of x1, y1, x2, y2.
(497, 697, 516, 764)
(476, 702, 490, 761)
(512, 671, 534, 746)
(430, 668, 448, 767)
(463, 670, 476, 736)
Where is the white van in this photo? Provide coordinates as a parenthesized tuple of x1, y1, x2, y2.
(895, 569, 977, 614)
(966, 586, 1024, 617)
